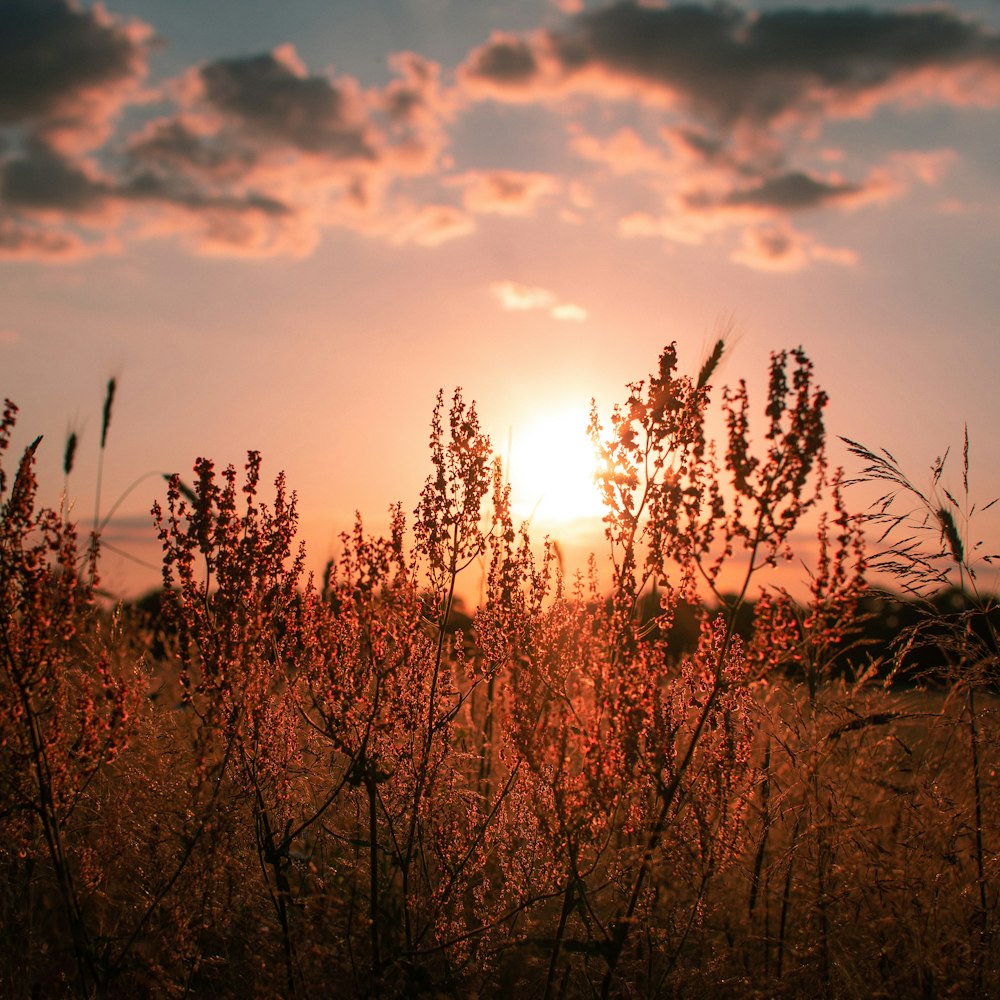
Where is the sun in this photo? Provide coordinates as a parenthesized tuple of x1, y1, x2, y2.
(505, 405, 606, 528)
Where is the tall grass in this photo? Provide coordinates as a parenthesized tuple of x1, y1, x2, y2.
(843, 426, 998, 992)
(0, 344, 995, 998)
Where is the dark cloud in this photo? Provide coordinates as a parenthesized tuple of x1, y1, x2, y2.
(0, 0, 144, 119)
(376, 52, 451, 173)
(461, 2, 996, 265)
(127, 119, 258, 181)
(462, 33, 543, 91)
(0, 134, 290, 220)
(0, 0, 151, 257)
(198, 51, 377, 161)
(0, 0, 151, 148)
(0, 1, 993, 267)
(381, 53, 444, 124)
(674, 128, 728, 164)
(0, 215, 102, 261)
(0, 8, 444, 259)
(464, 2, 1000, 127)
(120, 169, 290, 218)
(553, 3, 743, 90)
(742, 222, 797, 263)
(2, 140, 107, 213)
(716, 172, 862, 211)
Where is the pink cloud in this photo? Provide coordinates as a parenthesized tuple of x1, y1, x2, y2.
(118, 46, 463, 254)
(451, 170, 559, 216)
(143, 197, 319, 259)
(460, 2, 1000, 204)
(391, 204, 475, 247)
(455, 3, 995, 269)
(0, 24, 467, 260)
(378, 52, 453, 174)
(491, 280, 587, 320)
(551, 302, 588, 322)
(731, 223, 857, 272)
(568, 125, 674, 176)
(0, 217, 119, 262)
(492, 281, 558, 311)
(884, 149, 957, 188)
(618, 211, 707, 246)
(599, 131, 957, 266)
(0, 0, 994, 269)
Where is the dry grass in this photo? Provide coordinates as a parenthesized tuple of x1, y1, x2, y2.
(0, 350, 996, 998)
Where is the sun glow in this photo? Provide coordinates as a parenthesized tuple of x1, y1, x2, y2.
(505, 406, 606, 528)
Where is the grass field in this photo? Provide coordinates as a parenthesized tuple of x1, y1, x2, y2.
(1, 346, 996, 998)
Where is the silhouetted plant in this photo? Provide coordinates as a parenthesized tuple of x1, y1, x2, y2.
(4, 341, 997, 998)
(0, 400, 138, 998)
(152, 451, 327, 996)
(844, 426, 999, 990)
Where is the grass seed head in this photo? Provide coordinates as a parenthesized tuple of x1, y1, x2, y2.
(937, 505, 965, 565)
(100, 377, 116, 449)
(63, 430, 78, 476)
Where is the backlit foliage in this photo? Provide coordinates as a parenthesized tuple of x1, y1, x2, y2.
(0, 346, 996, 998)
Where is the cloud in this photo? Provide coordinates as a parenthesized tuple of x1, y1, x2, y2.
(550, 302, 588, 322)
(620, 142, 956, 231)
(378, 52, 453, 173)
(125, 117, 258, 183)
(195, 47, 378, 162)
(677, 168, 895, 221)
(883, 149, 957, 188)
(0, 0, 153, 153)
(0, 215, 118, 262)
(126, 45, 389, 204)
(0, 1, 995, 268)
(0, 19, 462, 260)
(142, 193, 317, 259)
(463, 3, 1000, 128)
(730, 222, 857, 272)
(2, 139, 110, 216)
(456, 1, 1000, 267)
(451, 169, 559, 215)
(0, 2, 152, 254)
(391, 204, 475, 246)
(493, 281, 557, 311)
(441, 19, 556, 96)
(568, 125, 677, 176)
(459, 0, 1000, 199)
(0, 130, 316, 258)
(714, 172, 863, 212)
(491, 280, 587, 320)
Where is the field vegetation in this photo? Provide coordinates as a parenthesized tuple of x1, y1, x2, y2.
(1, 344, 996, 998)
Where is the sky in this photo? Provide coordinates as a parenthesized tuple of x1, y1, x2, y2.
(3, 0, 1000, 601)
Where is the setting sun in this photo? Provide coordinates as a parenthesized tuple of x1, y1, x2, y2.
(505, 406, 605, 528)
